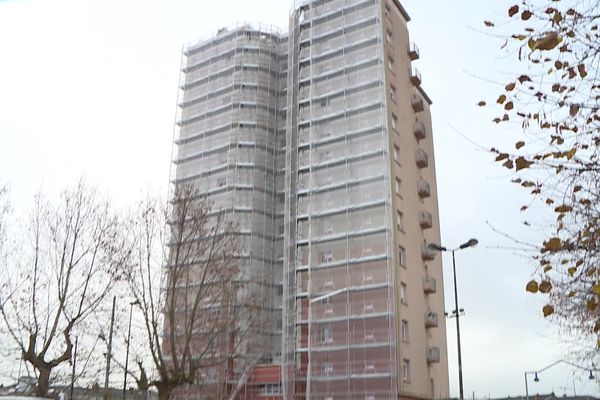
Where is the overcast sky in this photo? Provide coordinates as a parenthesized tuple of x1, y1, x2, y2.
(0, 0, 597, 397)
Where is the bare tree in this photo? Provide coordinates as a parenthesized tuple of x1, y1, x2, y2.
(0, 183, 10, 277)
(0, 179, 130, 397)
(124, 185, 250, 400)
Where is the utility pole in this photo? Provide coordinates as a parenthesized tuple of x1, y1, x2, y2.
(104, 296, 117, 400)
(70, 336, 79, 400)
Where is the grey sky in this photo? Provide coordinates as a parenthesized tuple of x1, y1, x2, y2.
(0, 0, 597, 397)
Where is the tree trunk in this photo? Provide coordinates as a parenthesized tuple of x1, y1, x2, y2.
(36, 367, 51, 398)
(157, 385, 174, 400)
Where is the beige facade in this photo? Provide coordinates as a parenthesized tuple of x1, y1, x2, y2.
(382, 1, 450, 398)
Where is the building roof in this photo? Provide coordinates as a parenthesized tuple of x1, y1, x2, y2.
(391, 0, 411, 22)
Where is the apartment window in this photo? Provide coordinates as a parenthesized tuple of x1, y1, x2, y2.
(401, 319, 409, 342)
(399, 246, 406, 267)
(402, 359, 411, 382)
(321, 250, 333, 263)
(392, 114, 398, 131)
(400, 282, 407, 303)
(390, 84, 397, 103)
(395, 177, 401, 196)
(322, 362, 334, 376)
(396, 210, 404, 231)
(388, 55, 395, 71)
(386, 28, 393, 44)
(321, 325, 333, 343)
(261, 384, 282, 395)
(393, 145, 400, 163)
(385, 2, 391, 17)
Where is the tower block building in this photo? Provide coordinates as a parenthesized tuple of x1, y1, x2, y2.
(171, 1, 449, 399)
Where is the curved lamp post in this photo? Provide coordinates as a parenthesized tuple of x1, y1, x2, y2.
(123, 300, 140, 400)
(428, 238, 478, 400)
(524, 359, 595, 400)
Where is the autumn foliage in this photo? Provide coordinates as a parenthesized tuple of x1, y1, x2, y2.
(483, 1, 600, 347)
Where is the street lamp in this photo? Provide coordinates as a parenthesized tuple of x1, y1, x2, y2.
(524, 359, 596, 400)
(427, 238, 478, 400)
(123, 300, 140, 400)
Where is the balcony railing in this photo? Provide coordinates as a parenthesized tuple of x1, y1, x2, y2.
(410, 67, 422, 86)
(414, 120, 426, 141)
(411, 93, 424, 112)
(415, 149, 428, 168)
(421, 242, 435, 260)
(423, 276, 437, 294)
(417, 179, 431, 198)
(425, 311, 439, 328)
(419, 210, 433, 229)
(427, 346, 441, 364)
(408, 42, 420, 61)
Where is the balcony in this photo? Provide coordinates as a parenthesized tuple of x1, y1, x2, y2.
(425, 311, 439, 328)
(408, 42, 420, 61)
(417, 179, 431, 199)
(421, 243, 436, 261)
(419, 211, 433, 229)
(423, 276, 437, 294)
(410, 68, 422, 86)
(427, 346, 441, 364)
(411, 93, 424, 112)
(414, 120, 426, 141)
(415, 149, 428, 168)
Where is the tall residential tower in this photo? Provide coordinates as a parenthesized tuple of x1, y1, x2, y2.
(172, 1, 449, 399)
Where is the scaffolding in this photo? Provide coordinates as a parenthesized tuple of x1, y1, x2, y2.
(285, 0, 399, 398)
(171, 23, 287, 398)
(169, 1, 450, 399)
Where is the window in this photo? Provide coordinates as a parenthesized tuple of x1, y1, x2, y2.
(261, 384, 281, 395)
(386, 28, 393, 44)
(401, 320, 409, 342)
(321, 324, 333, 343)
(395, 177, 401, 196)
(385, 2, 391, 16)
(396, 210, 404, 231)
(321, 250, 333, 263)
(390, 84, 397, 103)
(402, 359, 411, 382)
(400, 282, 407, 304)
(392, 114, 398, 131)
(393, 145, 400, 163)
(399, 246, 406, 267)
(362, 244, 372, 255)
(322, 362, 334, 376)
(388, 55, 395, 71)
